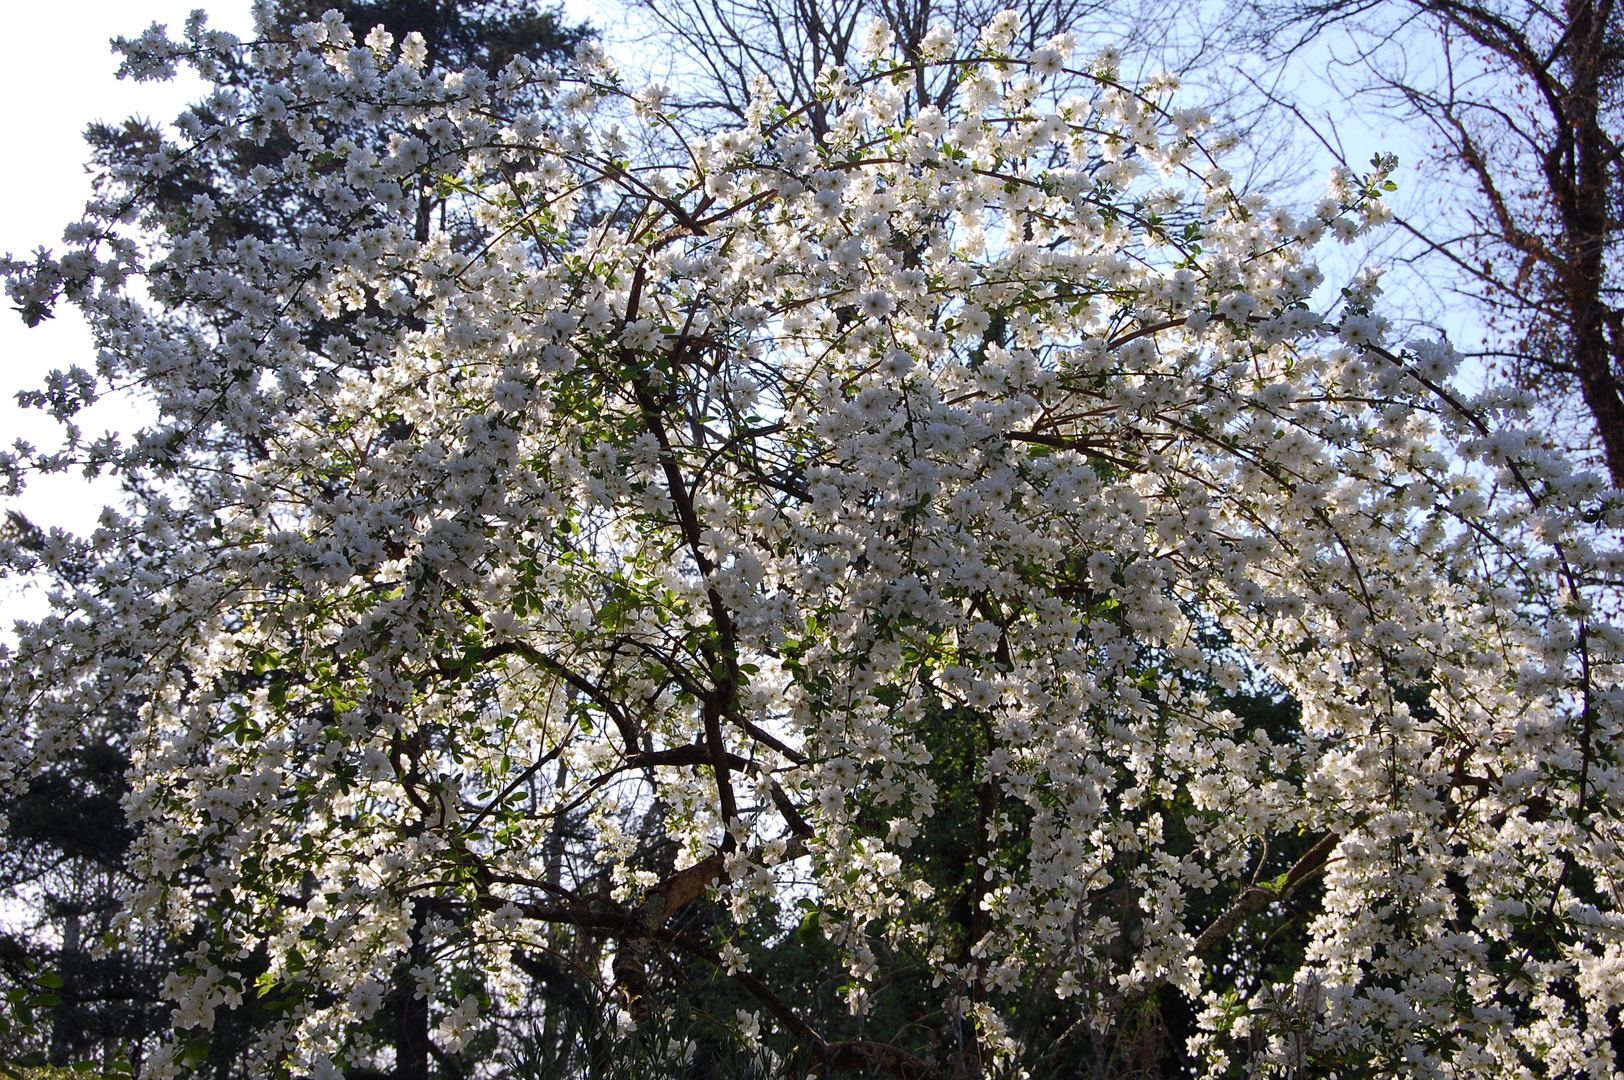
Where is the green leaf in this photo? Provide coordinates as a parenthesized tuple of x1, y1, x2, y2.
(254, 971, 278, 998)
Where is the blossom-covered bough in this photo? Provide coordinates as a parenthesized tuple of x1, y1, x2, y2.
(3, 6, 1622, 1078)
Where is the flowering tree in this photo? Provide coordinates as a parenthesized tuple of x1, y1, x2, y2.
(4, 6, 1623, 1079)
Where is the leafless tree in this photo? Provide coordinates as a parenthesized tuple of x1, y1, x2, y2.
(1250, 0, 1624, 482)
(623, 0, 1256, 141)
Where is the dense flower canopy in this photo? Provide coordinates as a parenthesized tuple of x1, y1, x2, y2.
(3, 6, 1623, 1078)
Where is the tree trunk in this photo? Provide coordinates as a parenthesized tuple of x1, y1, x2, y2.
(392, 908, 430, 1080)
(1559, 0, 1624, 485)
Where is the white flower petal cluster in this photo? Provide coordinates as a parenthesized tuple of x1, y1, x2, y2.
(2, 9, 1622, 1079)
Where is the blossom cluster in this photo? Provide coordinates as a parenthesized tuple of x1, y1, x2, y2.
(2, 6, 1622, 1078)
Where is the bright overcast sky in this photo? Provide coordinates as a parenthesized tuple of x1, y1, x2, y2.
(0, 2, 255, 543)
